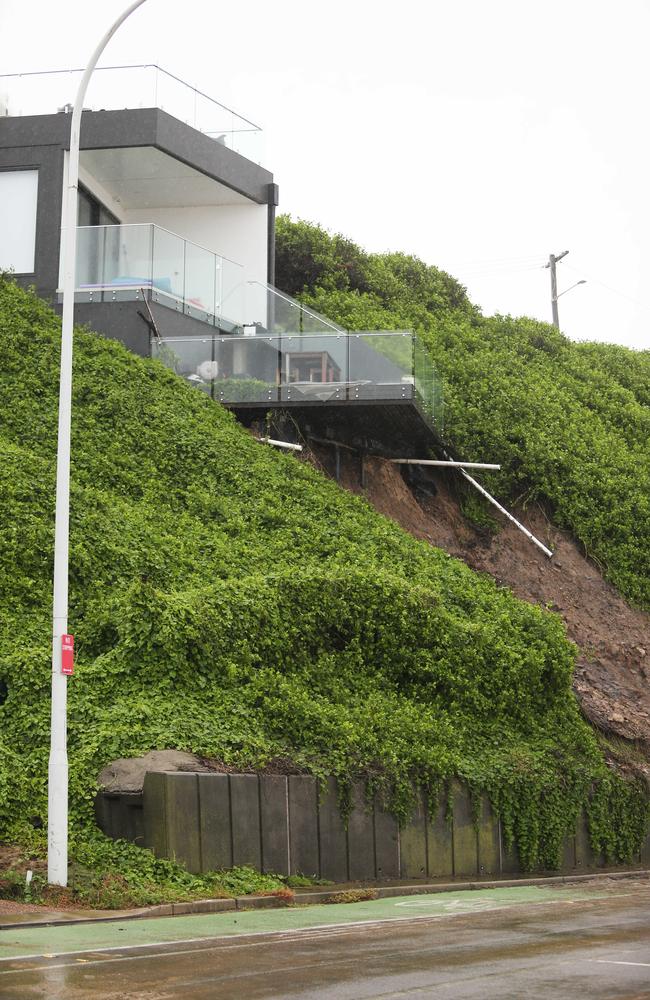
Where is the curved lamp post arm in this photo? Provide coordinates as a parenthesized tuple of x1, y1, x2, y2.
(49, 0, 149, 888)
(554, 279, 587, 302)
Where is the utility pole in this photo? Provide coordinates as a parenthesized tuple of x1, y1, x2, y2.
(546, 250, 569, 328)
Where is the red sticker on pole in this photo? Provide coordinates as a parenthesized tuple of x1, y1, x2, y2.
(61, 634, 74, 676)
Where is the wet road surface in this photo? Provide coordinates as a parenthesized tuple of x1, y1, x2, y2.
(1, 879, 649, 998)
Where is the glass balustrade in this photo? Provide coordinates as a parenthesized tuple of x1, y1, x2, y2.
(74, 224, 245, 330)
(348, 332, 413, 402)
(75, 223, 153, 296)
(0, 65, 264, 163)
(73, 224, 443, 429)
(153, 327, 444, 431)
(244, 281, 344, 337)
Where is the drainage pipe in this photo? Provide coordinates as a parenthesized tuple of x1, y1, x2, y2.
(256, 437, 303, 452)
(391, 459, 501, 470)
(456, 466, 553, 558)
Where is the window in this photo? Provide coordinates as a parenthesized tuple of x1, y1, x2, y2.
(0, 169, 39, 273)
(78, 185, 118, 227)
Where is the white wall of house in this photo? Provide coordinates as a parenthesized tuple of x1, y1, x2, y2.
(0, 169, 39, 273)
(124, 204, 268, 288)
(78, 164, 124, 222)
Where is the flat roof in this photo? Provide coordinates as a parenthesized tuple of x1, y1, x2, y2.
(0, 107, 274, 205)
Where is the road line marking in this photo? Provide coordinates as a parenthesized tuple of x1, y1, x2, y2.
(594, 960, 650, 968)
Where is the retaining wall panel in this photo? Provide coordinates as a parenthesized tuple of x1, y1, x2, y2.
(374, 796, 400, 879)
(198, 773, 232, 872)
(230, 775, 262, 870)
(640, 825, 650, 866)
(500, 821, 520, 875)
(289, 776, 320, 877)
(260, 775, 290, 876)
(400, 790, 427, 878)
(452, 781, 478, 877)
(142, 772, 169, 858)
(347, 782, 376, 881)
(317, 777, 348, 882)
(477, 796, 500, 875)
(129, 796, 145, 847)
(94, 793, 115, 841)
(426, 795, 453, 878)
(563, 832, 577, 870)
(166, 773, 201, 873)
(575, 811, 603, 869)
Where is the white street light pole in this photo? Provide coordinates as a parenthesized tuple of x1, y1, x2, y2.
(48, 0, 149, 888)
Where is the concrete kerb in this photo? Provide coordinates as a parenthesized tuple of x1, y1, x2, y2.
(2, 868, 648, 931)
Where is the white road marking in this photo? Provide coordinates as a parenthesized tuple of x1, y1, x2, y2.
(395, 897, 498, 911)
(594, 960, 650, 968)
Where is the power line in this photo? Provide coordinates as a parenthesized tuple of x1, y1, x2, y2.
(564, 262, 650, 314)
(455, 263, 547, 279)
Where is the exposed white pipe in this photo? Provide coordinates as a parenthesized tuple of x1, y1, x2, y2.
(457, 466, 553, 558)
(49, 0, 148, 889)
(391, 459, 501, 470)
(256, 437, 303, 452)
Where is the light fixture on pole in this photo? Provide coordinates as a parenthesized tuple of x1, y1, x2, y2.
(48, 0, 148, 888)
(556, 279, 587, 300)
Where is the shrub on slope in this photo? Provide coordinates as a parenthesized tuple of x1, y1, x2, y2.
(0, 276, 646, 879)
(276, 217, 650, 609)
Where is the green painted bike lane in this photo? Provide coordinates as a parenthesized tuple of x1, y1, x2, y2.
(0, 884, 612, 962)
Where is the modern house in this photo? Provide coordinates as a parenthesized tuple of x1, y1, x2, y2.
(0, 66, 442, 455)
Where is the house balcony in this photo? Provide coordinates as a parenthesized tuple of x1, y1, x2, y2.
(0, 64, 263, 163)
(70, 221, 444, 448)
(72, 223, 246, 333)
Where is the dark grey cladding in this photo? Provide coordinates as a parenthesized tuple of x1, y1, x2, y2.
(0, 107, 273, 203)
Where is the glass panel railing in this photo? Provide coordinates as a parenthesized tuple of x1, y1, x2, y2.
(74, 232, 443, 427)
(348, 332, 413, 401)
(152, 335, 280, 403)
(151, 226, 184, 306)
(219, 257, 245, 332)
(413, 335, 443, 429)
(74, 223, 245, 330)
(0, 65, 264, 163)
(75, 224, 153, 299)
(245, 282, 345, 337)
(280, 333, 349, 402)
(184, 240, 215, 323)
(153, 328, 443, 426)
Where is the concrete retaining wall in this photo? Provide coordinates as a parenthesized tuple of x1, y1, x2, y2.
(96, 772, 650, 878)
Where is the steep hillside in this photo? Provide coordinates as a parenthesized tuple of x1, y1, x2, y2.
(276, 217, 650, 611)
(0, 275, 646, 884)
(311, 446, 650, 746)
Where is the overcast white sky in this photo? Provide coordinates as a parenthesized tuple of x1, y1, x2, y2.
(2, 0, 649, 349)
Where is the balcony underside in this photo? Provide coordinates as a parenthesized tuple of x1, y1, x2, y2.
(230, 396, 441, 458)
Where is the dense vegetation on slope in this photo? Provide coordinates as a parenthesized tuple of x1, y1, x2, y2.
(276, 217, 650, 609)
(0, 276, 647, 898)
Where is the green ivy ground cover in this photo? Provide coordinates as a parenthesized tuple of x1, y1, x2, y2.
(0, 276, 647, 901)
(276, 217, 650, 609)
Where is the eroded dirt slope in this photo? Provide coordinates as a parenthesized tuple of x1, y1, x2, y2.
(309, 445, 650, 747)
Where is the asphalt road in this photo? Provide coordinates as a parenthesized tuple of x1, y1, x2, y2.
(1, 879, 649, 998)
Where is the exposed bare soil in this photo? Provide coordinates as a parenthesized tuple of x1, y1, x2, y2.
(309, 445, 650, 753)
